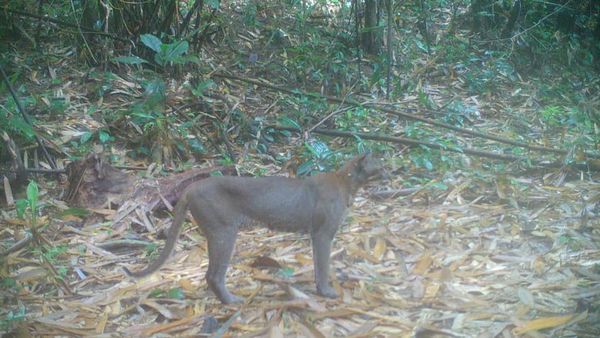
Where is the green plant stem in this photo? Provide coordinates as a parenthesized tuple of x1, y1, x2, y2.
(0, 64, 57, 169)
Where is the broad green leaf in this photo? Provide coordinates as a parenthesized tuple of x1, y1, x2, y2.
(112, 56, 148, 65)
(99, 130, 111, 143)
(141, 34, 163, 52)
(278, 116, 301, 129)
(166, 41, 189, 59)
(305, 139, 330, 159)
(297, 160, 315, 176)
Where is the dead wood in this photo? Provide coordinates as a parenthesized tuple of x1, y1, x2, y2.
(273, 125, 526, 162)
(214, 72, 600, 160)
(64, 153, 235, 229)
(1, 131, 28, 188)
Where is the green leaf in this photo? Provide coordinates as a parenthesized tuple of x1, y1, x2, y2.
(424, 159, 433, 170)
(191, 80, 215, 97)
(431, 182, 449, 190)
(305, 139, 330, 159)
(15, 199, 29, 219)
(297, 160, 315, 176)
(278, 116, 301, 129)
(99, 130, 111, 143)
(80, 131, 92, 144)
(58, 208, 90, 218)
(141, 34, 163, 53)
(26, 181, 38, 215)
(166, 287, 185, 300)
(149, 289, 164, 298)
(277, 267, 295, 278)
(207, 0, 220, 10)
(112, 56, 148, 65)
(166, 41, 189, 59)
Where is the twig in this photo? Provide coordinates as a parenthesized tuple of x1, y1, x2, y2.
(0, 235, 32, 256)
(307, 100, 352, 133)
(272, 125, 527, 162)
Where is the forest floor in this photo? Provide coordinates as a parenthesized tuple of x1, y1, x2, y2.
(4, 168, 600, 337)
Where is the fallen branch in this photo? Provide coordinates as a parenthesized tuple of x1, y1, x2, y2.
(271, 125, 526, 162)
(214, 73, 599, 160)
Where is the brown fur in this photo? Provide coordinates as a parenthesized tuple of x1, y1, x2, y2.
(124, 153, 383, 304)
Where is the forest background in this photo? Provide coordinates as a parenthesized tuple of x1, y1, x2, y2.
(1, 0, 599, 336)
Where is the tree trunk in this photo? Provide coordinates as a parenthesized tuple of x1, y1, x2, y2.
(362, 0, 380, 54)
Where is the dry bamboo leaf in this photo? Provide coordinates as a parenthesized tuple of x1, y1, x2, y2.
(142, 299, 176, 319)
(346, 243, 379, 263)
(346, 320, 379, 337)
(424, 281, 441, 299)
(309, 308, 360, 320)
(177, 278, 196, 292)
(413, 252, 433, 275)
(95, 310, 109, 334)
(34, 317, 94, 336)
(283, 283, 310, 300)
(512, 314, 574, 335)
(268, 321, 284, 338)
(140, 315, 198, 336)
(294, 253, 313, 266)
(14, 267, 48, 282)
(372, 237, 387, 260)
(517, 287, 534, 307)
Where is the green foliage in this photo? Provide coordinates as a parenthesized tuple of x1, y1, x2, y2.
(149, 287, 185, 299)
(16, 181, 40, 226)
(404, 122, 462, 171)
(243, 2, 258, 26)
(35, 245, 68, 265)
(443, 100, 480, 127)
(335, 108, 369, 131)
(0, 304, 26, 332)
(464, 54, 516, 95)
(144, 243, 159, 259)
(277, 267, 295, 279)
(0, 84, 36, 142)
(540, 106, 565, 127)
(409, 146, 435, 171)
(297, 138, 336, 176)
(58, 208, 91, 218)
(114, 34, 198, 68)
(190, 80, 216, 98)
